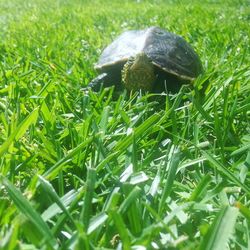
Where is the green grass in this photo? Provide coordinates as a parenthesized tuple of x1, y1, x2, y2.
(0, 0, 250, 249)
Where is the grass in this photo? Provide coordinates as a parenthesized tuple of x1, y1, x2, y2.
(0, 0, 250, 249)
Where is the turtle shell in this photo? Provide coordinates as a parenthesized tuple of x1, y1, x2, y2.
(95, 26, 202, 81)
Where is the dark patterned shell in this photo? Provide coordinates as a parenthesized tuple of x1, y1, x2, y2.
(95, 27, 202, 81)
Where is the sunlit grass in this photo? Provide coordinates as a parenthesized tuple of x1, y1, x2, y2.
(0, 0, 249, 249)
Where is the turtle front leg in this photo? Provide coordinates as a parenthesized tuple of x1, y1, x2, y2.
(87, 73, 110, 91)
(86, 70, 123, 92)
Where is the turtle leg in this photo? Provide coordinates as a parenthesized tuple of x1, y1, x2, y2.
(87, 73, 110, 91)
(87, 69, 123, 92)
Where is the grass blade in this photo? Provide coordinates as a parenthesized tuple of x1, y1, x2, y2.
(114, 112, 163, 151)
(110, 210, 131, 250)
(80, 168, 96, 229)
(2, 177, 57, 248)
(159, 150, 182, 215)
(118, 185, 142, 214)
(200, 205, 239, 250)
(189, 174, 212, 201)
(43, 136, 95, 179)
(203, 151, 250, 194)
(0, 108, 39, 157)
(235, 202, 250, 221)
(87, 212, 108, 235)
(38, 175, 75, 225)
(42, 189, 78, 221)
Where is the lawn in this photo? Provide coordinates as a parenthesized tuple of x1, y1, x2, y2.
(0, 0, 250, 249)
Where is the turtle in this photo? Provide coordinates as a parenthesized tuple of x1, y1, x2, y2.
(88, 26, 203, 93)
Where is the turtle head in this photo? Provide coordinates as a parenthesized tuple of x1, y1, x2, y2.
(122, 52, 155, 91)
